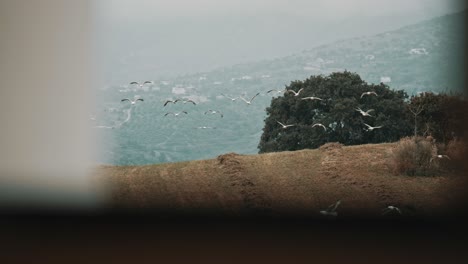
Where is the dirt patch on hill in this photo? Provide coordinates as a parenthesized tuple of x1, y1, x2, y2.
(217, 153, 272, 215)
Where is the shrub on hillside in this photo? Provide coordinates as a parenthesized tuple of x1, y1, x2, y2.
(444, 138, 468, 171)
(391, 136, 438, 176)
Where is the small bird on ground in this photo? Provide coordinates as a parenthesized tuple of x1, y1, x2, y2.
(355, 107, 374, 117)
(164, 111, 188, 117)
(287, 88, 304, 97)
(311, 123, 327, 131)
(277, 121, 296, 129)
(360, 91, 378, 98)
(320, 200, 341, 217)
(363, 123, 383, 131)
(121, 98, 144, 105)
(240, 92, 260, 105)
(301, 96, 323, 101)
(382, 206, 402, 215)
(204, 110, 223, 118)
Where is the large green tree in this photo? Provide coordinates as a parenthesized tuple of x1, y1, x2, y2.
(258, 71, 413, 153)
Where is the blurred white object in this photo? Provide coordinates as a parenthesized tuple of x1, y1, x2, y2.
(382, 206, 402, 215)
(320, 200, 341, 217)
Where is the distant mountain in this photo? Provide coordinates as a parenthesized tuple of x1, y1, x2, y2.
(163, 9, 465, 96)
(97, 11, 466, 165)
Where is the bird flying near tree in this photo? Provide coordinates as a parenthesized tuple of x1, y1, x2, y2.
(301, 96, 323, 101)
(355, 107, 374, 117)
(277, 121, 296, 129)
(360, 91, 378, 98)
(240, 93, 260, 105)
(311, 123, 327, 131)
(430, 154, 451, 163)
(287, 88, 304, 97)
(267, 89, 286, 95)
(363, 123, 383, 131)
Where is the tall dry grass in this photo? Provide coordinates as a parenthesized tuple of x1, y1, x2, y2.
(391, 136, 438, 176)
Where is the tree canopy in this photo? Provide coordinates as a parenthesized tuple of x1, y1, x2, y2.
(258, 71, 413, 153)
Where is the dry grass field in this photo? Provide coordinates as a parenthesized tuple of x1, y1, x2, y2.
(94, 142, 467, 219)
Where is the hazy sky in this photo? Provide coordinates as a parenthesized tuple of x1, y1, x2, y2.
(99, 0, 464, 20)
(95, 0, 466, 82)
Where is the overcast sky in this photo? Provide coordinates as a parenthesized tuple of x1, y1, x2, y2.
(95, 0, 466, 81)
(98, 0, 464, 21)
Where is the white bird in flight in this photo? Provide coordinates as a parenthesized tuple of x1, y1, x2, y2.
(221, 94, 240, 101)
(363, 123, 383, 131)
(178, 98, 197, 105)
(355, 107, 374, 117)
(267, 89, 286, 95)
(163, 98, 196, 107)
(301, 96, 323, 101)
(163, 99, 178, 107)
(430, 154, 451, 163)
(360, 91, 378, 98)
(320, 200, 341, 217)
(311, 123, 327, 131)
(240, 92, 260, 105)
(382, 206, 402, 215)
(164, 111, 188, 117)
(195, 126, 216, 129)
(205, 110, 223, 118)
(277, 121, 296, 129)
(287, 88, 304, 97)
(130, 81, 153, 88)
(121, 98, 144, 105)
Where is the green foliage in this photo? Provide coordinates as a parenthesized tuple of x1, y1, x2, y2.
(408, 92, 468, 144)
(258, 71, 413, 153)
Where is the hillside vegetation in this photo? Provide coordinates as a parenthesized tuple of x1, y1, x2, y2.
(95, 142, 466, 218)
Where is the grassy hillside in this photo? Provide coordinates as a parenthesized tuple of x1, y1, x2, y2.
(95, 143, 466, 219)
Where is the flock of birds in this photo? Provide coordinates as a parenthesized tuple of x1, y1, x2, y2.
(264, 87, 384, 132)
(101, 80, 453, 166)
(99, 80, 386, 133)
